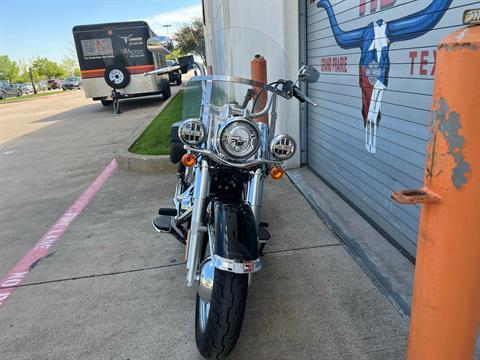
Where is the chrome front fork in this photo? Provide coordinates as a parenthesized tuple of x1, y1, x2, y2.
(247, 168, 265, 225)
(185, 160, 264, 286)
(186, 159, 210, 286)
(247, 122, 268, 224)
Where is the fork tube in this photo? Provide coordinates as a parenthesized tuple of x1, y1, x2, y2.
(201, 80, 212, 131)
(186, 159, 210, 286)
(269, 93, 278, 142)
(258, 122, 269, 158)
(247, 168, 265, 225)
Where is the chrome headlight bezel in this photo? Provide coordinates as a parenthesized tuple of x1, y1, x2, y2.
(216, 116, 261, 160)
(178, 118, 206, 146)
(269, 134, 296, 160)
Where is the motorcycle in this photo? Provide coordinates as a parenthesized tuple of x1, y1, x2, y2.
(145, 29, 319, 359)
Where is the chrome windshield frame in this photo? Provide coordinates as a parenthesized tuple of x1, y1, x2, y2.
(189, 75, 286, 120)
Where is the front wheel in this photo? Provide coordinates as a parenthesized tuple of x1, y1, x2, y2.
(162, 85, 171, 100)
(195, 269, 248, 359)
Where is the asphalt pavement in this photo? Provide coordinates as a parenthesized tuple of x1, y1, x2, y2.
(0, 90, 407, 359)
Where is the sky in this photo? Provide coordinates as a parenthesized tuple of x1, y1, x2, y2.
(0, 0, 202, 63)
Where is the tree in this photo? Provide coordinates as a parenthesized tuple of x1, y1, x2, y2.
(61, 56, 80, 77)
(166, 48, 182, 61)
(0, 55, 20, 82)
(172, 17, 206, 64)
(32, 57, 66, 79)
(16, 65, 31, 84)
(13, 60, 39, 84)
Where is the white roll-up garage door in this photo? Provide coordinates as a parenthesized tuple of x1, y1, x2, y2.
(305, 0, 476, 257)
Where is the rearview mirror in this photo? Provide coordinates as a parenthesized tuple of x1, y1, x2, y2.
(178, 55, 195, 74)
(298, 65, 320, 83)
(147, 36, 174, 56)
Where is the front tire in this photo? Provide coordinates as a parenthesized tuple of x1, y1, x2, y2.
(195, 269, 248, 359)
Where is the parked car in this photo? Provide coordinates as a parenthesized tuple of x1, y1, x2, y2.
(47, 79, 62, 90)
(62, 77, 82, 90)
(12, 83, 34, 95)
(37, 80, 48, 91)
(22, 84, 35, 94)
(0, 80, 23, 99)
(166, 59, 182, 85)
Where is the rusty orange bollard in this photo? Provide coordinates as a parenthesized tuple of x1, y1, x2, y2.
(251, 54, 268, 124)
(392, 21, 480, 359)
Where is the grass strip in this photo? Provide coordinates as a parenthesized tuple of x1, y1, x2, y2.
(0, 90, 66, 103)
(129, 90, 184, 155)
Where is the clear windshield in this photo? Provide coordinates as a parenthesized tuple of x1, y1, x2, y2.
(182, 27, 292, 121)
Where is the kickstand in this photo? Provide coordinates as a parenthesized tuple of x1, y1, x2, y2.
(111, 89, 121, 115)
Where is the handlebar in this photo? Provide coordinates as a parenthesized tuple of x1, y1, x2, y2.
(190, 75, 290, 98)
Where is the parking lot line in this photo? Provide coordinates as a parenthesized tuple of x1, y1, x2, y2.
(0, 159, 118, 308)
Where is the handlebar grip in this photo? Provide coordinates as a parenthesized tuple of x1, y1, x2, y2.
(293, 86, 318, 107)
(293, 87, 306, 103)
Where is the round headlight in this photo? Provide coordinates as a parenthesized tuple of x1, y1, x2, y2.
(218, 117, 260, 160)
(270, 134, 296, 160)
(178, 119, 206, 146)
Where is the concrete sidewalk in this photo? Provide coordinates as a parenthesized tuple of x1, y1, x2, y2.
(0, 90, 177, 277)
(0, 169, 407, 359)
(1, 89, 407, 359)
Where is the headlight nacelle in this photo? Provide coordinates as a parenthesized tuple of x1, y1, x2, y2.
(217, 117, 261, 160)
(270, 134, 296, 160)
(178, 119, 206, 146)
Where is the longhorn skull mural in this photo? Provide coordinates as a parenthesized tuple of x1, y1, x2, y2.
(313, 0, 452, 154)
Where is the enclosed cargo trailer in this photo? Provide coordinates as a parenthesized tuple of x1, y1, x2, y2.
(73, 21, 171, 107)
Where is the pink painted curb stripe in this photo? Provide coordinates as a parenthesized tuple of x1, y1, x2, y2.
(0, 159, 118, 308)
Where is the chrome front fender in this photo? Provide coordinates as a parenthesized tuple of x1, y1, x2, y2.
(210, 201, 262, 274)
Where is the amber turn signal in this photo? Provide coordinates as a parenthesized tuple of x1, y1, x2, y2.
(181, 153, 196, 167)
(270, 166, 284, 180)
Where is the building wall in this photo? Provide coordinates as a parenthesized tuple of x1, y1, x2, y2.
(203, 0, 301, 167)
(304, 0, 473, 256)
(201, 0, 476, 257)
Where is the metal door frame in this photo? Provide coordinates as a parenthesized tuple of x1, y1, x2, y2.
(298, 0, 308, 165)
